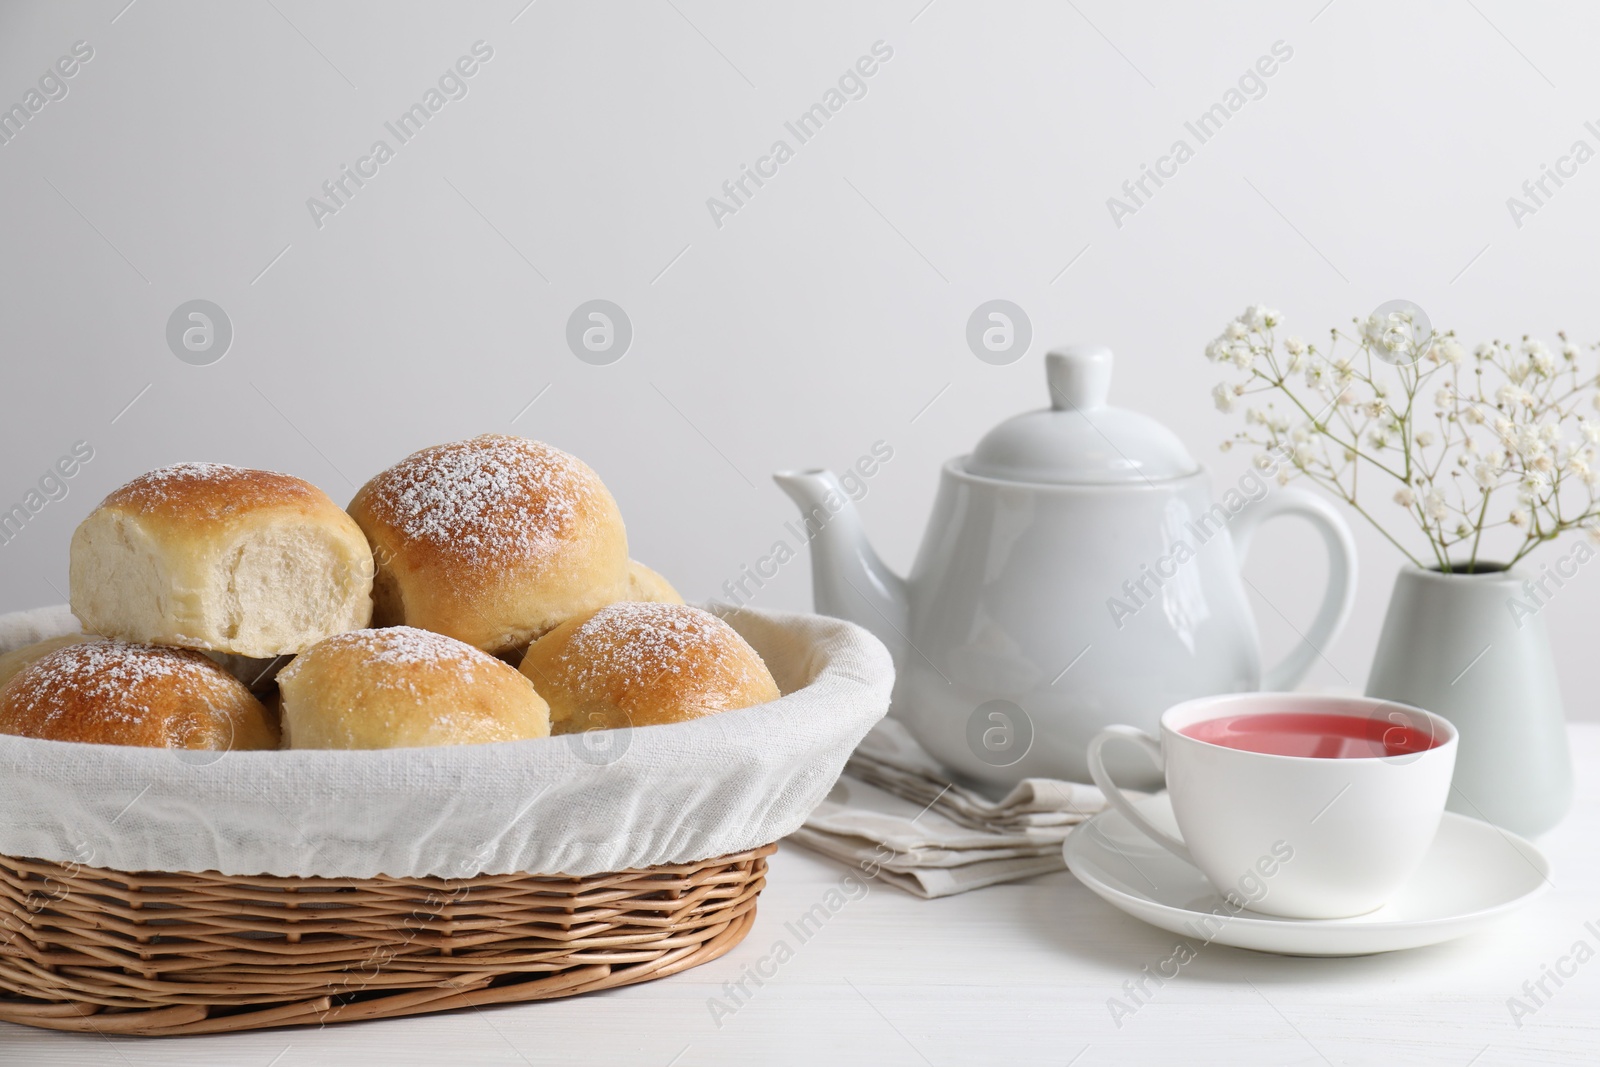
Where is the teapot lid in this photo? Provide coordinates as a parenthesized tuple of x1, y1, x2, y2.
(964, 345, 1199, 485)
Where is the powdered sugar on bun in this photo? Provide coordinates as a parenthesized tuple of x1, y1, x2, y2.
(560, 602, 734, 689)
(0, 641, 278, 750)
(357, 436, 599, 567)
(295, 626, 488, 688)
(0, 633, 101, 693)
(519, 602, 780, 732)
(348, 435, 630, 653)
(278, 626, 550, 749)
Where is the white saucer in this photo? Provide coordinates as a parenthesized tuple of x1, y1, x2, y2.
(1064, 794, 1550, 956)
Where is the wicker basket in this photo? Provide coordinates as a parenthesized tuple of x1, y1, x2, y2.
(0, 604, 892, 1038)
(0, 843, 774, 1037)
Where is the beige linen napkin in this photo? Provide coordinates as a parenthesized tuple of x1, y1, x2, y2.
(789, 718, 1128, 898)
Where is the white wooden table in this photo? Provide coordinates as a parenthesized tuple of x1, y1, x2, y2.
(4, 726, 1596, 1066)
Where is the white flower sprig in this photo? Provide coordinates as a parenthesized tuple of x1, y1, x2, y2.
(1206, 305, 1600, 572)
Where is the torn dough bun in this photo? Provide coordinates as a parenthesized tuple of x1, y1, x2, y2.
(69, 463, 374, 657)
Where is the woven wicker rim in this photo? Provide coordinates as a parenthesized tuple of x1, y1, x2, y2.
(0, 844, 774, 1037)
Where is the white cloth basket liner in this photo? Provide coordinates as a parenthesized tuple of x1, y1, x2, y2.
(0, 604, 893, 879)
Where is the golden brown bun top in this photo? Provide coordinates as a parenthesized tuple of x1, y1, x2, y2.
(520, 602, 780, 731)
(98, 463, 337, 525)
(278, 626, 550, 749)
(350, 435, 617, 574)
(0, 641, 279, 750)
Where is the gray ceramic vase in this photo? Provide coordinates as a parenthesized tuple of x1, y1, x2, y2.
(1365, 564, 1574, 837)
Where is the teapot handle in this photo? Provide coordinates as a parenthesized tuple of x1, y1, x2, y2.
(1229, 488, 1358, 691)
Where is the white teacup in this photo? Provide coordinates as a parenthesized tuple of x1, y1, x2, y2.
(1086, 692, 1458, 919)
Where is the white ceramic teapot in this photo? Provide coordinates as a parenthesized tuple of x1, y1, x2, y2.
(775, 345, 1357, 788)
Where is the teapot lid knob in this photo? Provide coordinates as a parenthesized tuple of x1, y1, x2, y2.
(968, 341, 1197, 484)
(1047, 345, 1113, 411)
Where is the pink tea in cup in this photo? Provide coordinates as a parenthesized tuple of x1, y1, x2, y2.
(1181, 711, 1441, 759)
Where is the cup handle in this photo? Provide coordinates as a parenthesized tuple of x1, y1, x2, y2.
(1228, 487, 1358, 691)
(1086, 726, 1195, 866)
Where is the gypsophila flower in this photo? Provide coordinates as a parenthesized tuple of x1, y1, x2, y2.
(1206, 308, 1600, 570)
(1512, 425, 1545, 459)
(1375, 311, 1424, 361)
(1358, 314, 1382, 344)
(1497, 383, 1528, 409)
(1242, 305, 1279, 329)
(1524, 340, 1557, 377)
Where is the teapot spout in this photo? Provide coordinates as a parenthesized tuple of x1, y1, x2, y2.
(772, 469, 909, 665)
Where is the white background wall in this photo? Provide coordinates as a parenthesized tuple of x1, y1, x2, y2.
(1, 0, 1596, 718)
